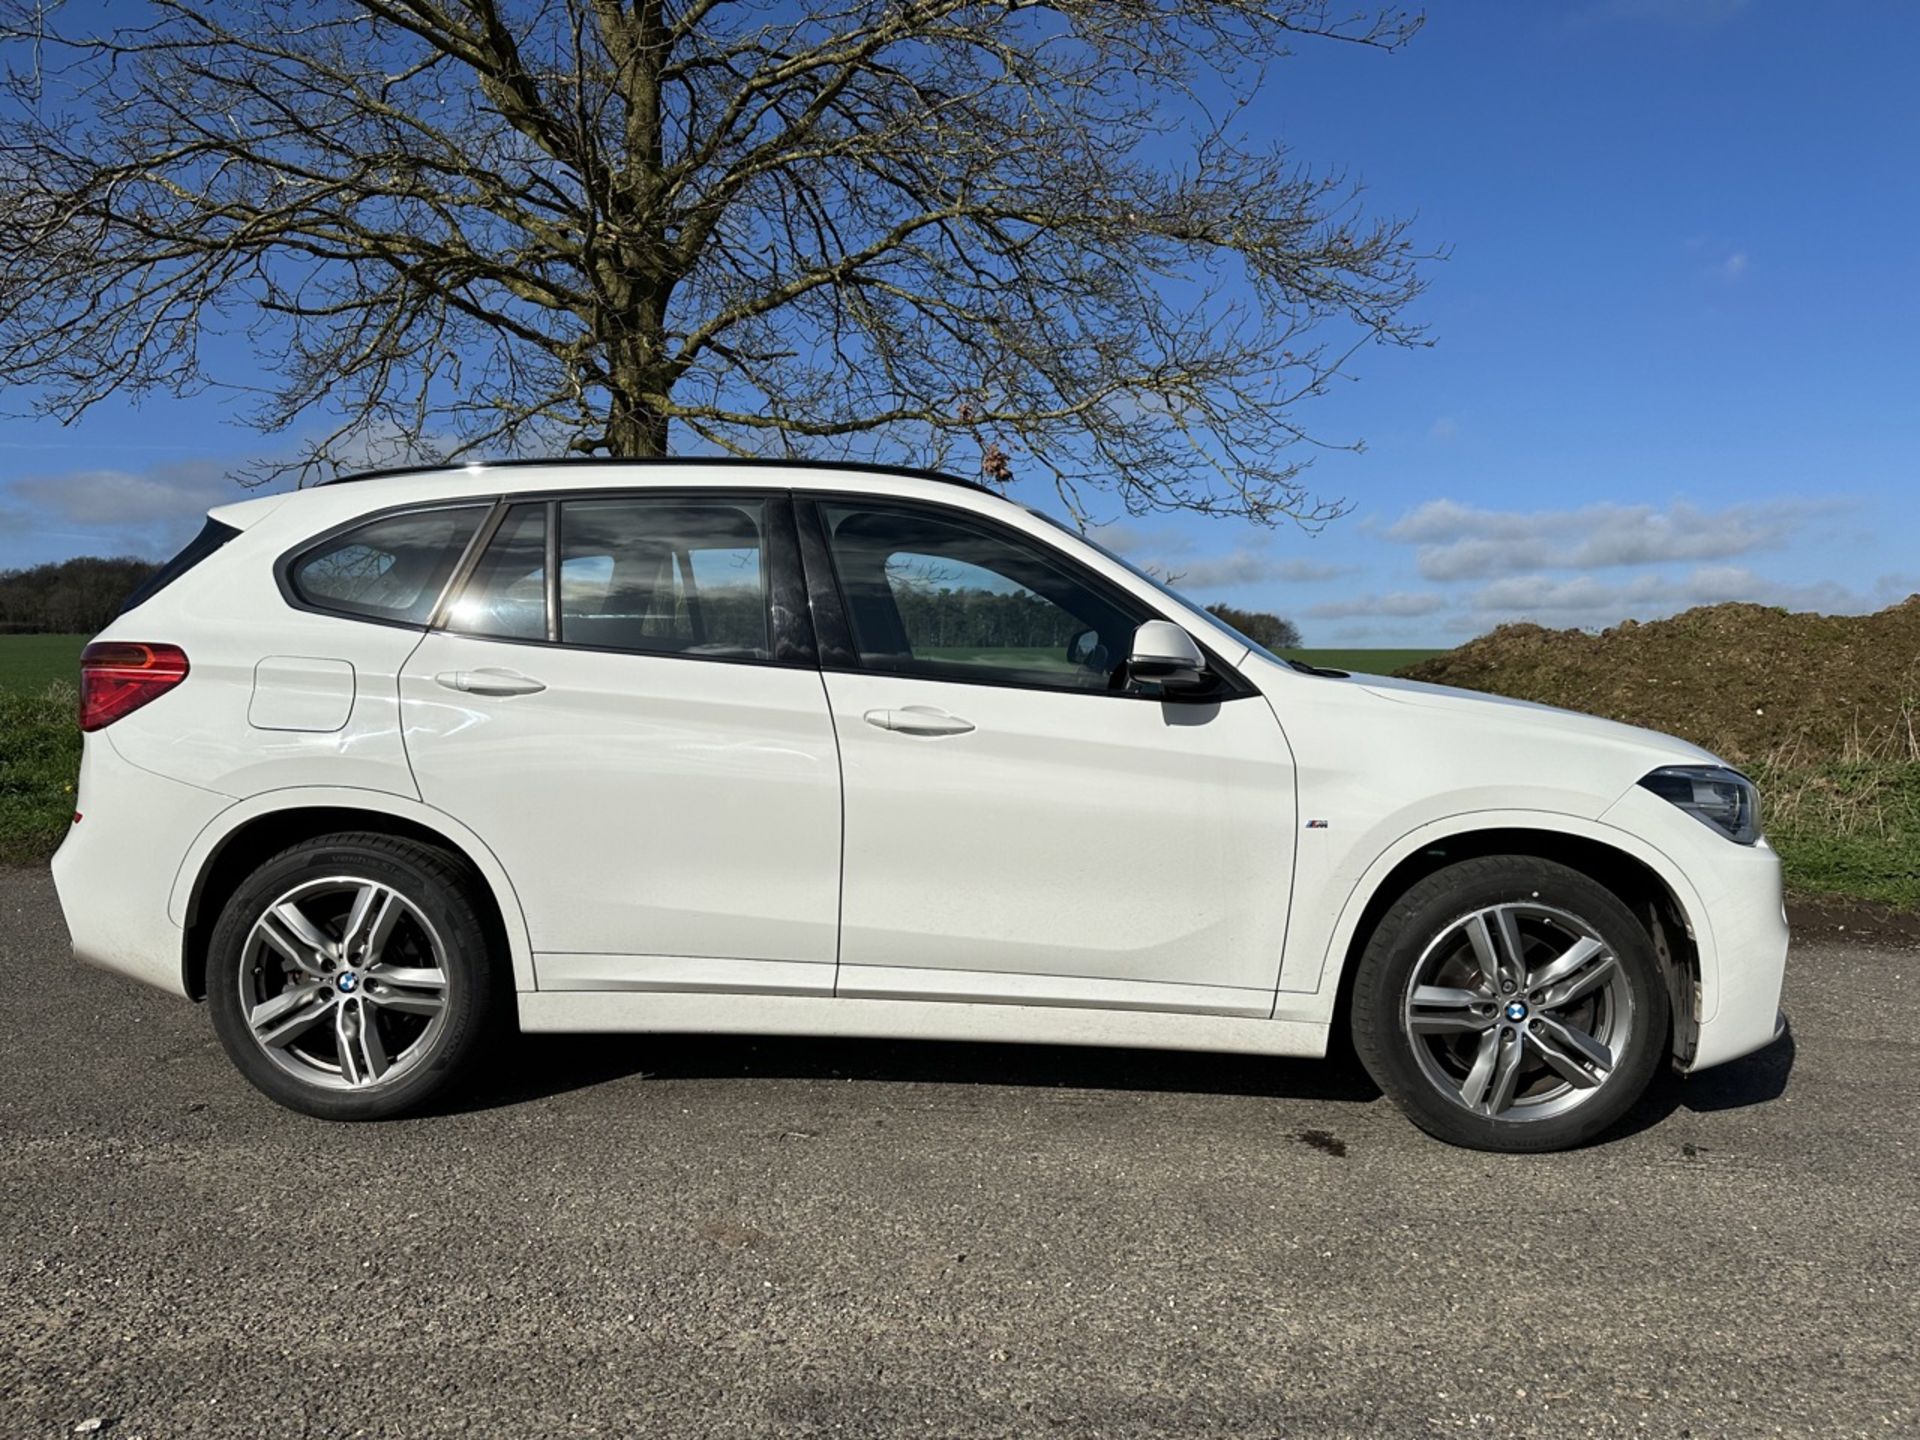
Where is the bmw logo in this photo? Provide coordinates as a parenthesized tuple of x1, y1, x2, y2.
(1504, 1000, 1528, 1022)
(336, 972, 359, 994)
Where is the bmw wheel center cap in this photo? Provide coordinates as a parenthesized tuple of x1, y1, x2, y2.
(1504, 1000, 1528, 1022)
(336, 971, 359, 994)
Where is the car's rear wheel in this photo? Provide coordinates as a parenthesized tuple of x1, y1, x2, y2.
(207, 833, 499, 1120)
(1350, 855, 1669, 1152)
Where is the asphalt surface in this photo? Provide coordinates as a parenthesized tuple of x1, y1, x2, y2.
(3, 866, 1915, 1439)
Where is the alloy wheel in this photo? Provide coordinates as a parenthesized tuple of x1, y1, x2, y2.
(238, 876, 451, 1091)
(1401, 901, 1633, 1122)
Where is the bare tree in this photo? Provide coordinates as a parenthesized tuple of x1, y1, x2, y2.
(0, 1, 1432, 525)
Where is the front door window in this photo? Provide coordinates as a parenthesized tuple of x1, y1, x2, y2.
(817, 501, 1142, 691)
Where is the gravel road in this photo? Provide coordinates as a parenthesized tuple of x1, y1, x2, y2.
(3, 866, 1915, 1438)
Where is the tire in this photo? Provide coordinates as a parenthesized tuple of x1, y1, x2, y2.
(206, 832, 500, 1120)
(1350, 855, 1669, 1153)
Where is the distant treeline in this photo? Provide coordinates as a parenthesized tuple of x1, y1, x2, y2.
(892, 584, 1088, 649)
(889, 581, 1301, 654)
(0, 556, 159, 635)
(1204, 604, 1301, 652)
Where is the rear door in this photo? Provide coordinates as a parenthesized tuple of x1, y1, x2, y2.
(399, 491, 843, 995)
(801, 494, 1297, 1016)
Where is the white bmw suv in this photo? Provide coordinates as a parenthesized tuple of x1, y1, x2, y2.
(52, 460, 1789, 1150)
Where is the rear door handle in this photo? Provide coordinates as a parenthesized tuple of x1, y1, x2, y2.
(435, 668, 547, 697)
(863, 705, 975, 736)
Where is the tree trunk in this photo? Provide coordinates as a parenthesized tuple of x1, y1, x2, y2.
(606, 396, 670, 457)
(598, 281, 673, 456)
(599, 1, 672, 461)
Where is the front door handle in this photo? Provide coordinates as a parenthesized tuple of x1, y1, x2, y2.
(435, 668, 547, 697)
(863, 705, 975, 737)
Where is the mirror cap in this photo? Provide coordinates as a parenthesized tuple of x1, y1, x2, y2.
(1128, 619, 1207, 685)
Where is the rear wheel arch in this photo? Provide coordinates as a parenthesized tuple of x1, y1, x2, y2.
(181, 802, 527, 1003)
(1330, 826, 1701, 1069)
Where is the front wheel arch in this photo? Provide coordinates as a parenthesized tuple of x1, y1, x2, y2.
(1329, 828, 1699, 1070)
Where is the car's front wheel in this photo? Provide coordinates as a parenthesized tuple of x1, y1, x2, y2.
(207, 833, 499, 1120)
(1350, 856, 1670, 1152)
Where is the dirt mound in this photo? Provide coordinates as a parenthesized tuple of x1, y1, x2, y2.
(1398, 598, 1920, 764)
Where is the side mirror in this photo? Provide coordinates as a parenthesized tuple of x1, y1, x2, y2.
(1127, 619, 1208, 691)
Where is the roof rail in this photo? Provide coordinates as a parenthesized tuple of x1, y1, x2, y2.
(318, 455, 993, 495)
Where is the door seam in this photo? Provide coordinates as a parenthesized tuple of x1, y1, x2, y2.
(816, 666, 849, 995)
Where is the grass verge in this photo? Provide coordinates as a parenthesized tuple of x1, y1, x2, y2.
(0, 684, 80, 865)
(1751, 758, 1920, 909)
(0, 633, 88, 694)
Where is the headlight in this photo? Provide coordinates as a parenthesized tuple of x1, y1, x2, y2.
(1638, 765, 1762, 845)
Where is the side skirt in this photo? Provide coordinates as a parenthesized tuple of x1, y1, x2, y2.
(517, 990, 1330, 1058)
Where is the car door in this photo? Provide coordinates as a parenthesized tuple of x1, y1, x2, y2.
(398, 491, 843, 995)
(801, 494, 1297, 1017)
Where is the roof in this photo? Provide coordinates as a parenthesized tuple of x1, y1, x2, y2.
(320, 455, 993, 496)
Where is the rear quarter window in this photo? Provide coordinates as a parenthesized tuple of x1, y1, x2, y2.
(288, 505, 487, 626)
(118, 516, 241, 616)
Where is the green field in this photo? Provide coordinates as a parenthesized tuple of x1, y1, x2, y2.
(0, 633, 87, 694)
(0, 637, 86, 862)
(918, 645, 1075, 670)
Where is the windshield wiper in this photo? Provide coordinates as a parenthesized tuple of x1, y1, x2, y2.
(1286, 658, 1350, 678)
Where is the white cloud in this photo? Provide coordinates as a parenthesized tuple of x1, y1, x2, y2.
(1295, 563, 1919, 645)
(11, 463, 234, 527)
(1685, 234, 1752, 283)
(1, 459, 275, 559)
(1165, 550, 1343, 588)
(1089, 522, 1342, 589)
(1329, 623, 1390, 644)
(1710, 251, 1751, 282)
(1384, 497, 1828, 581)
(1461, 566, 1920, 632)
(1307, 591, 1449, 620)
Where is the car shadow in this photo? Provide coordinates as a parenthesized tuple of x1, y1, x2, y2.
(1607, 1023, 1797, 1142)
(432, 1017, 1797, 1142)
(438, 1028, 1386, 1117)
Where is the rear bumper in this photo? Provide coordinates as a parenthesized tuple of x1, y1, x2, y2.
(51, 734, 230, 999)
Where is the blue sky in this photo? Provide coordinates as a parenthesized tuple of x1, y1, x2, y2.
(3, 0, 1916, 646)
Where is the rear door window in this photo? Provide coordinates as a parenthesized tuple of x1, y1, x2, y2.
(443, 504, 548, 640)
(289, 506, 486, 626)
(558, 497, 770, 660)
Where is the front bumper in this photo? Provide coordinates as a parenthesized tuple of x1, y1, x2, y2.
(1602, 784, 1790, 1073)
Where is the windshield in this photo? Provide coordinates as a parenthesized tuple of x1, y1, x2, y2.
(1027, 510, 1292, 668)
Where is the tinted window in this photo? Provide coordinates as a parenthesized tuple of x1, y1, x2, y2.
(119, 516, 240, 615)
(1030, 509, 1288, 666)
(819, 502, 1144, 690)
(559, 498, 770, 660)
(445, 504, 547, 640)
(291, 506, 485, 625)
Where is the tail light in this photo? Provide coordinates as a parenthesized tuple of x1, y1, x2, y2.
(79, 642, 190, 732)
